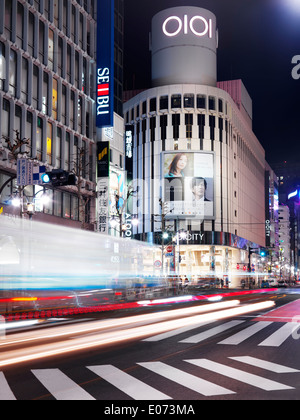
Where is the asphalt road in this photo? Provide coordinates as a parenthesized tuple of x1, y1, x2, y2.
(1, 289, 300, 403)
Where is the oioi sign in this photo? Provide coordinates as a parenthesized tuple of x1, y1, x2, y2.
(162, 14, 213, 38)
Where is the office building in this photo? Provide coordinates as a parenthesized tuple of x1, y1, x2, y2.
(0, 0, 125, 233)
(0, 0, 98, 228)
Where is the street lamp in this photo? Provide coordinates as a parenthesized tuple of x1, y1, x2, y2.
(10, 188, 52, 219)
(131, 217, 139, 226)
(12, 197, 21, 208)
(110, 218, 118, 228)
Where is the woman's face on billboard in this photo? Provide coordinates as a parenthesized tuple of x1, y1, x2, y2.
(176, 155, 188, 171)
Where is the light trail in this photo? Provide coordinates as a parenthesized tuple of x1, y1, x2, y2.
(0, 300, 274, 368)
(0, 300, 240, 347)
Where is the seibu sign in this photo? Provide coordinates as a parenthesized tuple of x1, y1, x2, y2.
(97, 68, 111, 119)
(96, 0, 114, 128)
(162, 14, 213, 38)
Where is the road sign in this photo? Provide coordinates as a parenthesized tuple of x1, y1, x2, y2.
(17, 159, 47, 186)
(17, 158, 28, 186)
(166, 245, 173, 253)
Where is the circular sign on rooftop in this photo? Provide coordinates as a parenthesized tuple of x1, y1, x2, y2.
(150, 6, 218, 87)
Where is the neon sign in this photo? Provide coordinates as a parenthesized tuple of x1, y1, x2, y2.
(97, 68, 111, 119)
(288, 189, 298, 200)
(162, 15, 213, 38)
(96, 0, 114, 128)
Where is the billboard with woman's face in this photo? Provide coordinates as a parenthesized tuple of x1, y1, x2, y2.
(163, 151, 215, 219)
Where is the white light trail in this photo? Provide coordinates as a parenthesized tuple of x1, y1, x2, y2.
(0, 301, 274, 368)
(0, 300, 240, 347)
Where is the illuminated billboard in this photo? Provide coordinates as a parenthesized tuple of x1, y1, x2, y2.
(96, 0, 114, 128)
(109, 167, 126, 217)
(97, 141, 110, 178)
(162, 151, 215, 219)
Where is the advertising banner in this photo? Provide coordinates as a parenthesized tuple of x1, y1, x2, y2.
(96, 0, 114, 128)
(109, 167, 126, 216)
(163, 151, 215, 219)
(97, 141, 110, 178)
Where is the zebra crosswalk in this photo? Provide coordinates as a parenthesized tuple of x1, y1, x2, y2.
(143, 319, 300, 347)
(1, 356, 299, 400)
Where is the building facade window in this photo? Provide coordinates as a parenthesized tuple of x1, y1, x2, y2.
(56, 127, 62, 168)
(21, 57, 28, 103)
(160, 95, 168, 110)
(150, 97, 156, 112)
(48, 29, 54, 71)
(52, 78, 58, 120)
(209, 96, 216, 111)
(185, 114, 193, 139)
(9, 49, 17, 96)
(47, 122, 53, 164)
(42, 71, 49, 115)
(36, 117, 43, 161)
(184, 94, 194, 109)
(0, 41, 6, 90)
(197, 94, 206, 109)
(28, 12, 35, 56)
(172, 114, 180, 140)
(39, 20, 45, 64)
(32, 64, 39, 109)
(171, 94, 181, 109)
(25, 111, 33, 157)
(4, 0, 13, 41)
(16, 2, 24, 49)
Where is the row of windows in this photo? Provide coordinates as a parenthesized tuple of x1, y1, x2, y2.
(4, 0, 96, 56)
(0, 41, 94, 138)
(132, 114, 229, 145)
(125, 94, 226, 123)
(130, 112, 264, 182)
(25, 0, 95, 18)
(1, 97, 94, 180)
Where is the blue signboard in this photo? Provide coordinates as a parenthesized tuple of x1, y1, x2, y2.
(96, 0, 114, 128)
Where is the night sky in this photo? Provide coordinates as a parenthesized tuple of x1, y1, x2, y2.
(124, 0, 300, 165)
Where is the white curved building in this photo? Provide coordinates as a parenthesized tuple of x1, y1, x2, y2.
(124, 6, 266, 287)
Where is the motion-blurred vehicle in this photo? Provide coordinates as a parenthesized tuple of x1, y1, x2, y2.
(277, 280, 289, 288)
(268, 278, 279, 287)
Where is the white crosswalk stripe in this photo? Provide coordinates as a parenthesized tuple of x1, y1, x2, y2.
(259, 322, 299, 347)
(137, 361, 234, 396)
(186, 359, 295, 391)
(0, 372, 16, 400)
(143, 320, 300, 348)
(229, 356, 300, 373)
(88, 365, 171, 400)
(218, 321, 273, 345)
(142, 321, 214, 342)
(179, 320, 245, 344)
(32, 369, 95, 400)
(0, 356, 299, 400)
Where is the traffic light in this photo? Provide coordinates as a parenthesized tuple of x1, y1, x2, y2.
(42, 169, 77, 187)
(259, 248, 268, 257)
